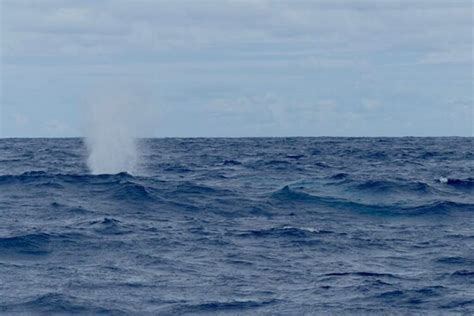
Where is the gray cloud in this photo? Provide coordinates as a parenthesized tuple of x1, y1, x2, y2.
(2, 0, 471, 62)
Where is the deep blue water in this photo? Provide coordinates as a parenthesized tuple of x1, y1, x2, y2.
(0, 137, 473, 315)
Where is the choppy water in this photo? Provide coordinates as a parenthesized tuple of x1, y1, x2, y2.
(0, 137, 473, 314)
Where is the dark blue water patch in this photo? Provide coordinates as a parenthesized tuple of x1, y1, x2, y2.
(0, 171, 135, 187)
(365, 151, 388, 160)
(165, 299, 280, 314)
(160, 199, 202, 212)
(450, 270, 474, 279)
(0, 171, 49, 185)
(435, 256, 474, 265)
(174, 182, 232, 196)
(160, 162, 193, 173)
(0, 232, 85, 258)
(264, 159, 292, 166)
(220, 159, 242, 166)
(420, 151, 439, 159)
(235, 226, 332, 239)
(349, 179, 432, 194)
(86, 218, 133, 235)
(310, 148, 322, 155)
(445, 178, 474, 190)
(440, 299, 474, 309)
(0, 293, 128, 315)
(60, 172, 134, 186)
(406, 200, 474, 215)
(419, 151, 457, 159)
(50, 202, 61, 208)
(373, 286, 446, 305)
(313, 161, 331, 168)
(109, 182, 154, 201)
(323, 271, 400, 279)
(49, 202, 95, 215)
(270, 185, 473, 216)
(270, 185, 321, 202)
(0, 233, 51, 256)
(67, 206, 95, 215)
(329, 172, 349, 180)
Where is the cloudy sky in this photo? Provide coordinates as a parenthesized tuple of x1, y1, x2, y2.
(1, 0, 472, 137)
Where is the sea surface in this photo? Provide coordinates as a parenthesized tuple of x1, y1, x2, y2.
(0, 137, 473, 315)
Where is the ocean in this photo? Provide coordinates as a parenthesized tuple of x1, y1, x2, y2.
(0, 137, 473, 314)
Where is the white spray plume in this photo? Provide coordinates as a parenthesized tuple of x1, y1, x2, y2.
(85, 94, 140, 175)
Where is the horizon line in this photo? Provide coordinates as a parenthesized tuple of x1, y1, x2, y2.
(0, 135, 472, 139)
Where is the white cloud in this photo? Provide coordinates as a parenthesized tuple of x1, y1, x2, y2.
(12, 112, 29, 128)
(362, 98, 382, 110)
(317, 100, 338, 111)
(46, 119, 70, 135)
(419, 50, 473, 64)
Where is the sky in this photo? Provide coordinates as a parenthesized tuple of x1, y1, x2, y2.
(0, 0, 473, 137)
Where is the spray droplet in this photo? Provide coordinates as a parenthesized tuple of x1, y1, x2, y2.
(439, 177, 448, 184)
(85, 98, 138, 175)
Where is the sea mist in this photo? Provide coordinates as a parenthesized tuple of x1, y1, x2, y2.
(85, 97, 139, 175)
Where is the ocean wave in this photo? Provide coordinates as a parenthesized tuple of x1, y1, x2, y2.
(0, 233, 51, 256)
(435, 256, 474, 265)
(324, 271, 399, 279)
(86, 218, 132, 235)
(365, 151, 387, 160)
(0, 232, 85, 257)
(439, 177, 474, 189)
(440, 299, 474, 309)
(110, 182, 155, 201)
(374, 286, 446, 303)
(265, 160, 291, 166)
(0, 293, 127, 315)
(271, 185, 323, 202)
(165, 299, 279, 314)
(237, 226, 330, 238)
(407, 200, 474, 215)
(450, 270, 474, 278)
(221, 159, 242, 166)
(270, 185, 474, 215)
(0, 171, 162, 203)
(160, 163, 193, 173)
(323, 174, 434, 195)
(0, 171, 135, 185)
(314, 161, 331, 168)
(349, 179, 432, 194)
(174, 182, 232, 196)
(329, 173, 349, 180)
